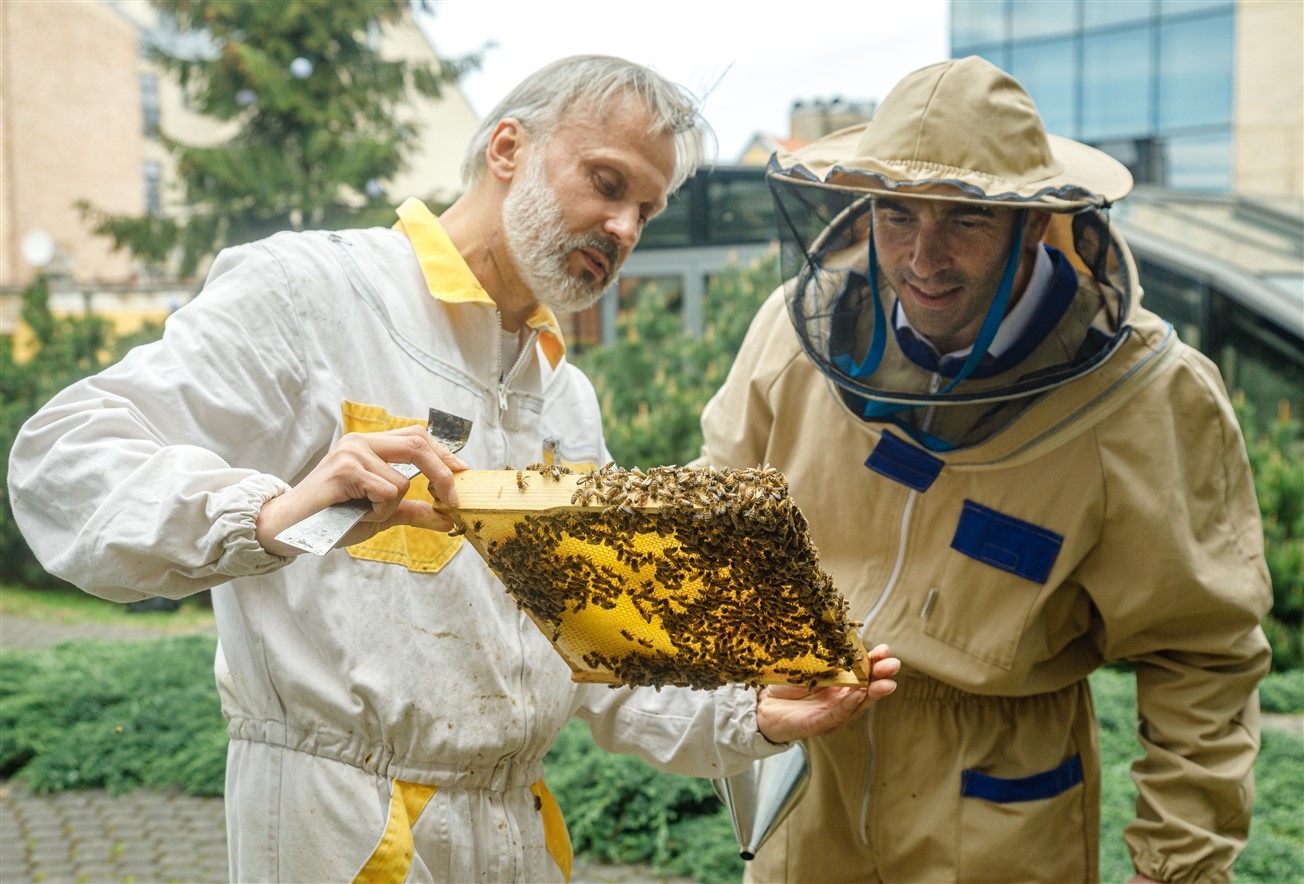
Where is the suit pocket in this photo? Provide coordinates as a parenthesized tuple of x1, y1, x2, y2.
(921, 500, 1064, 669)
(958, 755, 1089, 882)
(340, 400, 465, 574)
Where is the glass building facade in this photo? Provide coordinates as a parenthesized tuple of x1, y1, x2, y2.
(951, 0, 1237, 191)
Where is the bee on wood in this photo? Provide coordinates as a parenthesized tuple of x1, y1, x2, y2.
(516, 469, 529, 491)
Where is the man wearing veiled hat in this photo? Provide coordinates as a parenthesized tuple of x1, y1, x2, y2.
(701, 56, 1271, 883)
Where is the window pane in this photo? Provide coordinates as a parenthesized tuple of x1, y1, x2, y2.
(1160, 0, 1234, 17)
(140, 73, 160, 137)
(1157, 11, 1234, 131)
(639, 191, 691, 248)
(1010, 39, 1077, 136)
(1095, 138, 1165, 185)
(1135, 258, 1205, 348)
(952, 0, 1007, 50)
(1162, 132, 1231, 191)
(1012, 0, 1078, 38)
(1216, 298, 1304, 429)
(966, 45, 1012, 72)
(1084, 0, 1155, 28)
(705, 175, 774, 244)
(144, 161, 163, 217)
(1081, 28, 1152, 140)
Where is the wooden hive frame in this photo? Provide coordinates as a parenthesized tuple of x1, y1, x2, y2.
(442, 464, 869, 690)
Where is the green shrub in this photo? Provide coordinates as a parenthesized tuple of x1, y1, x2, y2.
(574, 251, 779, 468)
(543, 718, 743, 882)
(1239, 397, 1304, 673)
(1089, 667, 1304, 882)
(0, 635, 225, 796)
(1259, 668, 1304, 715)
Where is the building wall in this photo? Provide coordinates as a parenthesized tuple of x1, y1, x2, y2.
(379, 17, 480, 206)
(1, 1, 143, 289)
(788, 98, 877, 143)
(1234, 0, 1304, 197)
(111, 0, 240, 229)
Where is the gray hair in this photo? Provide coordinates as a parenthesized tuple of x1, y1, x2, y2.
(460, 54, 709, 194)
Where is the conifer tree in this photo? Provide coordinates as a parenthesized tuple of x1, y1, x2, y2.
(81, 0, 474, 278)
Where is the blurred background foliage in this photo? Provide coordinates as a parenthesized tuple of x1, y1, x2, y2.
(572, 252, 778, 469)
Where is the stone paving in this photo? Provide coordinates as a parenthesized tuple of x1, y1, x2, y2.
(0, 778, 229, 883)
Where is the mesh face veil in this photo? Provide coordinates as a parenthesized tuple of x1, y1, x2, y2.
(765, 57, 1140, 450)
(772, 177, 1134, 401)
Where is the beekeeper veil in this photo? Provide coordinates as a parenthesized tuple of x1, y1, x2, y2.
(768, 56, 1139, 450)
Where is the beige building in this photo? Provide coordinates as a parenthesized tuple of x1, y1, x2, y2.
(1234, 0, 1304, 197)
(0, 0, 479, 342)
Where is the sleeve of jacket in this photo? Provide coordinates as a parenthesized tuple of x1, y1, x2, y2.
(697, 286, 794, 468)
(569, 682, 786, 778)
(5, 240, 326, 602)
(1080, 347, 1273, 884)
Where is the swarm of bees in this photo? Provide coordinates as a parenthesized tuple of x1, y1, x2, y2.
(453, 463, 864, 691)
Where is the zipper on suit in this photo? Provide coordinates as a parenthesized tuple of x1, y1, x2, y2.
(857, 487, 917, 846)
(860, 489, 917, 630)
(859, 705, 877, 846)
(920, 372, 944, 436)
(497, 314, 539, 414)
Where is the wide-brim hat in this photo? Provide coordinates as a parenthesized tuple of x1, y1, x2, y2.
(770, 56, 1133, 211)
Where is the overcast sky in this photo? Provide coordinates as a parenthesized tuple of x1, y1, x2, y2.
(419, 1, 951, 163)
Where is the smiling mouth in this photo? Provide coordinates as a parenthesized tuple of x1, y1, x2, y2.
(905, 281, 960, 304)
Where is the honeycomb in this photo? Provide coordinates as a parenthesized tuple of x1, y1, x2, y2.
(448, 464, 867, 691)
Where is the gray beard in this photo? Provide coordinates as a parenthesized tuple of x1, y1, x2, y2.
(502, 156, 620, 314)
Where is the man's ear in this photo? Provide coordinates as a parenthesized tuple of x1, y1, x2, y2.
(1025, 209, 1053, 244)
(486, 119, 527, 183)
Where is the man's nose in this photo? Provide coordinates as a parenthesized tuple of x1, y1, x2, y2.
(603, 204, 641, 250)
(908, 226, 951, 278)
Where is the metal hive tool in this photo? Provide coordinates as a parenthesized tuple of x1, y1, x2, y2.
(440, 463, 869, 690)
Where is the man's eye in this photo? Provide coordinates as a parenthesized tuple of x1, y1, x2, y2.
(596, 175, 619, 196)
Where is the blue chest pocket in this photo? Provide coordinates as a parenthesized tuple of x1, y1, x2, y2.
(950, 500, 1063, 584)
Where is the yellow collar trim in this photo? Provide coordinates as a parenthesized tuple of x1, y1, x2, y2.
(393, 197, 566, 368)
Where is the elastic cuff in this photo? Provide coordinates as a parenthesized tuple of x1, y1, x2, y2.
(215, 473, 295, 576)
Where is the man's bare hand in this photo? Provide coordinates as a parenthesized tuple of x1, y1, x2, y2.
(756, 643, 900, 744)
(255, 424, 468, 556)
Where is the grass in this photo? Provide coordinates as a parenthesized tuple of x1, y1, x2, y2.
(0, 582, 216, 632)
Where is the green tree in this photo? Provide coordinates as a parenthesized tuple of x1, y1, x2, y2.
(80, 0, 476, 278)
